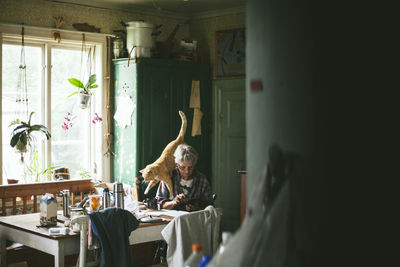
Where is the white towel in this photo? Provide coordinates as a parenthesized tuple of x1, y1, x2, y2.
(161, 205, 221, 267)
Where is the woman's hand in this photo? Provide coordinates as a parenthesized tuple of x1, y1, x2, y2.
(185, 202, 201, 212)
(162, 193, 187, 209)
(174, 193, 187, 205)
(185, 201, 202, 211)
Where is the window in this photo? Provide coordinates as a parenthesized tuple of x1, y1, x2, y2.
(1, 30, 107, 184)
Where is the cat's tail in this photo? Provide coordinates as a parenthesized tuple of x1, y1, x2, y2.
(177, 110, 187, 140)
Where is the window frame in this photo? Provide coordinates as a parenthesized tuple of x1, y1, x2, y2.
(0, 23, 111, 185)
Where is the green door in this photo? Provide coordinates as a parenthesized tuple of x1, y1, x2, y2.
(212, 79, 246, 233)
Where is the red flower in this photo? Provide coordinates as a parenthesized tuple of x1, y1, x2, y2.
(92, 113, 103, 124)
(62, 122, 69, 130)
(62, 112, 75, 130)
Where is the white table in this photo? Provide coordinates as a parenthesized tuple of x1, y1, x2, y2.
(0, 211, 173, 267)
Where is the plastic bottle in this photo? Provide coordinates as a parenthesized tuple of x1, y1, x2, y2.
(198, 255, 212, 267)
(207, 231, 232, 267)
(218, 232, 232, 255)
(184, 244, 204, 267)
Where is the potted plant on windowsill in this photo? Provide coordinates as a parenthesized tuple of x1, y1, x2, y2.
(10, 111, 51, 162)
(68, 74, 98, 109)
(26, 151, 59, 182)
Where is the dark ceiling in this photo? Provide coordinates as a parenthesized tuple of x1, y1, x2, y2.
(50, 0, 246, 17)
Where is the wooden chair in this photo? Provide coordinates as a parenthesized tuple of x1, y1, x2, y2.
(0, 179, 95, 216)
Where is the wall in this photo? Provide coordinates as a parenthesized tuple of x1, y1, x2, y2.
(0, 0, 189, 42)
(189, 12, 245, 77)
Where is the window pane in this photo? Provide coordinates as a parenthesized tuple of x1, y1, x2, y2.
(51, 48, 91, 178)
(2, 44, 42, 183)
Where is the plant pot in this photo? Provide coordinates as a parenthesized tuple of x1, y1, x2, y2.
(79, 93, 91, 109)
(15, 140, 27, 153)
(7, 178, 19, 184)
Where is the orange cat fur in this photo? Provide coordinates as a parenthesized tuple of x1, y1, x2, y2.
(139, 110, 187, 199)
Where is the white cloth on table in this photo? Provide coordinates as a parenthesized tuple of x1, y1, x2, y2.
(161, 205, 221, 267)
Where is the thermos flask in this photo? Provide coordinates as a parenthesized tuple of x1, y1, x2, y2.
(114, 182, 124, 209)
(60, 189, 71, 217)
(103, 187, 111, 209)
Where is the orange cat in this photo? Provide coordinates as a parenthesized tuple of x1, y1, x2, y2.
(140, 110, 187, 199)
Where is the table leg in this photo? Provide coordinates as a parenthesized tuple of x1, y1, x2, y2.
(55, 241, 65, 267)
(0, 238, 6, 267)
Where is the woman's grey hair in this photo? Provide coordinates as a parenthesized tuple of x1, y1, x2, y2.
(174, 144, 198, 165)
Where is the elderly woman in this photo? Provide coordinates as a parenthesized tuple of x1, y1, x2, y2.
(156, 144, 213, 211)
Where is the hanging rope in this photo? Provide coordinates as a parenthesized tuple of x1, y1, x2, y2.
(104, 36, 115, 157)
(79, 33, 95, 84)
(80, 33, 87, 83)
(16, 26, 29, 121)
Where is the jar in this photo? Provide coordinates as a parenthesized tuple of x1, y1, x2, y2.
(69, 206, 85, 218)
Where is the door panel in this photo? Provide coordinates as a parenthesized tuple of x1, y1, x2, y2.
(113, 63, 137, 185)
(213, 79, 245, 233)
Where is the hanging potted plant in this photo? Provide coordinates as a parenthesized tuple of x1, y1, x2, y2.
(67, 74, 98, 109)
(9, 111, 51, 162)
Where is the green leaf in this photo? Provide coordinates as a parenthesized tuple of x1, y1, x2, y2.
(11, 132, 27, 148)
(10, 133, 21, 147)
(45, 131, 51, 139)
(40, 166, 59, 176)
(11, 125, 29, 135)
(20, 132, 27, 146)
(88, 84, 98, 89)
(68, 91, 79, 97)
(30, 125, 51, 139)
(9, 119, 21, 126)
(26, 166, 36, 176)
(27, 112, 35, 125)
(88, 74, 97, 86)
(30, 125, 42, 131)
(68, 78, 85, 89)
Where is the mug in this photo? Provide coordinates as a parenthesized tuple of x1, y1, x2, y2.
(89, 195, 102, 212)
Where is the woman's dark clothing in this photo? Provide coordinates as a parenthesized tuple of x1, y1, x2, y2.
(156, 169, 213, 210)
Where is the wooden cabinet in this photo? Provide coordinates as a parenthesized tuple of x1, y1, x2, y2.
(112, 58, 211, 186)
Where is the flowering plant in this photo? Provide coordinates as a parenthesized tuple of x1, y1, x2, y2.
(62, 112, 102, 131)
(92, 113, 103, 124)
(62, 112, 76, 131)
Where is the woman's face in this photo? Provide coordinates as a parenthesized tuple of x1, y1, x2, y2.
(177, 160, 194, 180)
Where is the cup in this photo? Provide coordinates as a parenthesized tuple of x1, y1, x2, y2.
(89, 195, 102, 212)
(69, 205, 85, 218)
